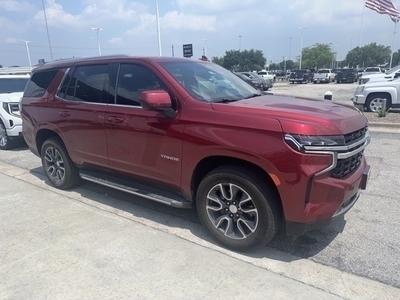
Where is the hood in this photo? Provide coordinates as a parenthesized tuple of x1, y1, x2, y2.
(363, 73, 386, 79)
(0, 92, 23, 102)
(364, 78, 400, 88)
(211, 94, 368, 135)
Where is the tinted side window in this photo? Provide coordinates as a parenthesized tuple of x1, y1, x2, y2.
(23, 70, 58, 97)
(74, 65, 109, 103)
(58, 65, 109, 103)
(116, 64, 164, 106)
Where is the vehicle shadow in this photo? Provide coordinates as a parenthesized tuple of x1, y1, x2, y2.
(29, 168, 344, 261)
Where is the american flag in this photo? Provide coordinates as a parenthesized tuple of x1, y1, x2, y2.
(365, 0, 400, 22)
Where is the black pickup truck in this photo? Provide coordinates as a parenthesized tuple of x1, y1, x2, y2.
(289, 69, 313, 84)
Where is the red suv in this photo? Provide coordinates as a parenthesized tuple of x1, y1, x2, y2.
(21, 56, 371, 251)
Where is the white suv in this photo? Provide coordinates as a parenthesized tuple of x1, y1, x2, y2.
(0, 74, 30, 149)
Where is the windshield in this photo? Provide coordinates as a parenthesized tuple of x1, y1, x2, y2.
(365, 67, 380, 72)
(160, 61, 261, 102)
(0, 78, 29, 93)
(385, 65, 400, 74)
(340, 69, 355, 74)
(318, 70, 329, 73)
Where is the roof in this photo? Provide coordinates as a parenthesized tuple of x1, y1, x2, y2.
(35, 55, 204, 72)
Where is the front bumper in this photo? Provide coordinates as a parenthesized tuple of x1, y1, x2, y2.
(314, 78, 329, 82)
(353, 94, 366, 105)
(285, 163, 371, 237)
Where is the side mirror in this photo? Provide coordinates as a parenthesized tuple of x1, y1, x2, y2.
(394, 72, 400, 78)
(139, 90, 176, 118)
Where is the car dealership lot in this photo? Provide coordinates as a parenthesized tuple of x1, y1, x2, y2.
(272, 81, 357, 104)
(0, 81, 399, 298)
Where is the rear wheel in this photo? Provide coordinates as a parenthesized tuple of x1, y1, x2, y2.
(0, 122, 14, 150)
(41, 137, 80, 189)
(196, 165, 281, 252)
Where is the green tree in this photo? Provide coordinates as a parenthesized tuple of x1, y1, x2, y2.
(343, 43, 391, 68)
(212, 49, 266, 71)
(271, 59, 296, 71)
(300, 43, 333, 69)
(389, 49, 400, 67)
(211, 56, 224, 66)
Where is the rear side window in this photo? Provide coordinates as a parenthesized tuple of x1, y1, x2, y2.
(23, 70, 58, 97)
(58, 65, 110, 103)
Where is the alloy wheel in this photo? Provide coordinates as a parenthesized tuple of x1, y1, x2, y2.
(205, 183, 259, 240)
(44, 146, 65, 183)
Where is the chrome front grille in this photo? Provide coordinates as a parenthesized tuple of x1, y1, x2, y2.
(331, 150, 363, 179)
(344, 127, 367, 144)
(302, 127, 370, 178)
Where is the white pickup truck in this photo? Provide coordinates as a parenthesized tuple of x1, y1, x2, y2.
(313, 69, 335, 83)
(257, 70, 275, 81)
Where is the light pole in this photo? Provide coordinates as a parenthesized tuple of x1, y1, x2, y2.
(289, 37, 292, 61)
(155, 0, 162, 56)
(22, 40, 32, 69)
(202, 38, 208, 56)
(330, 44, 339, 69)
(298, 26, 307, 69)
(91, 27, 102, 56)
(239, 35, 242, 51)
(41, 0, 53, 61)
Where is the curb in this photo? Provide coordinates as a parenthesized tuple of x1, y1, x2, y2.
(368, 122, 400, 132)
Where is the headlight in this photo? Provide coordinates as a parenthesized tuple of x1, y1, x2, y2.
(2, 102, 20, 117)
(360, 78, 370, 84)
(285, 134, 345, 152)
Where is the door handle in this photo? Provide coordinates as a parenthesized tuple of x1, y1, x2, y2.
(58, 111, 70, 117)
(107, 116, 124, 124)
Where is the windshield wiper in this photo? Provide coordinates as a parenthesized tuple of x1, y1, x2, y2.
(244, 93, 262, 99)
(213, 98, 240, 103)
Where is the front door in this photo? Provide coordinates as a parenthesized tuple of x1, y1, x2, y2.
(105, 63, 183, 189)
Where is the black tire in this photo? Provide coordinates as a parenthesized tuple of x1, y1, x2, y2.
(41, 137, 80, 189)
(196, 165, 281, 252)
(0, 122, 14, 150)
(365, 93, 391, 112)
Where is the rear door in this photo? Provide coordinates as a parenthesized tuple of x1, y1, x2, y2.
(54, 64, 111, 167)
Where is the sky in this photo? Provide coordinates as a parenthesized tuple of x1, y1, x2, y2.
(0, 0, 400, 67)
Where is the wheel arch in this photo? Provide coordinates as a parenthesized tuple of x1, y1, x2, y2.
(190, 156, 283, 216)
(365, 91, 393, 111)
(35, 129, 63, 156)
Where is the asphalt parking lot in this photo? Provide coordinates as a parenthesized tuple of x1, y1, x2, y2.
(272, 81, 357, 104)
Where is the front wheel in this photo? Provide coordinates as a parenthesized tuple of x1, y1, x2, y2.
(0, 122, 14, 150)
(41, 137, 80, 189)
(365, 93, 391, 112)
(196, 166, 281, 252)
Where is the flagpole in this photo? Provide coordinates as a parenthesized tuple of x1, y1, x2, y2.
(390, 19, 399, 68)
(359, 0, 367, 47)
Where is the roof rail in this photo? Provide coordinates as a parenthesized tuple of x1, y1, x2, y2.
(0, 66, 32, 75)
